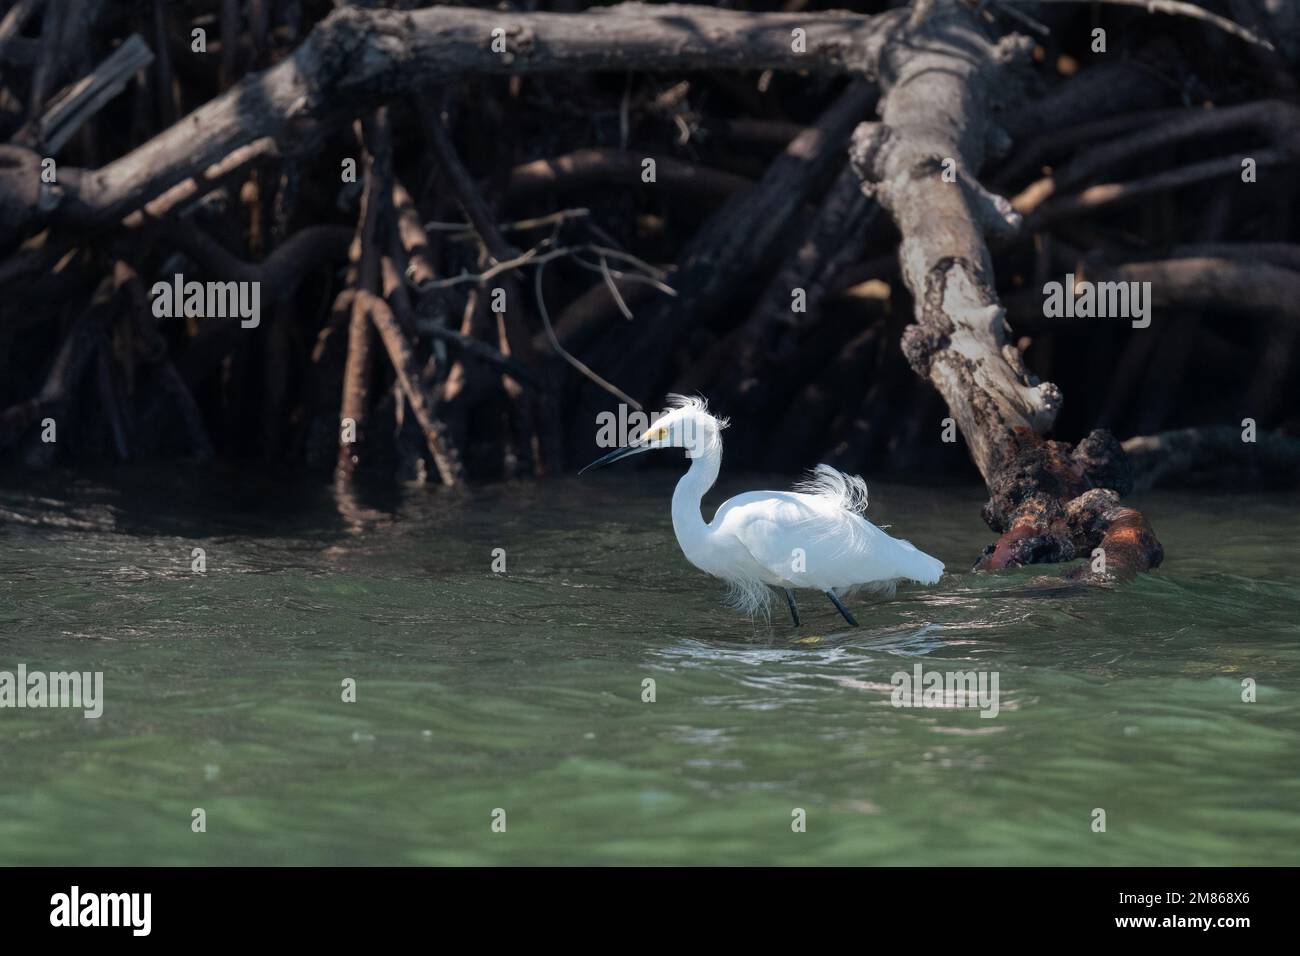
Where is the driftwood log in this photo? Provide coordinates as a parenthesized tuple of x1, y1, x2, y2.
(850, 3, 1161, 574)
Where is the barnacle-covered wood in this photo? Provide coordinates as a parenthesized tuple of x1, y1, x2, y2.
(851, 9, 1057, 485)
(852, 4, 1161, 575)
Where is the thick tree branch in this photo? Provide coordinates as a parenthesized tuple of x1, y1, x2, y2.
(2, 2, 904, 243)
(852, 3, 1162, 574)
(851, 10, 1057, 485)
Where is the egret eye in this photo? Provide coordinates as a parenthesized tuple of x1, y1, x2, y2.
(646, 427, 668, 442)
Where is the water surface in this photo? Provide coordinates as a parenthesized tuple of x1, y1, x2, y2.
(1, 466, 1297, 865)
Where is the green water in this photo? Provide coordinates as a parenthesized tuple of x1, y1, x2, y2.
(0, 467, 1297, 865)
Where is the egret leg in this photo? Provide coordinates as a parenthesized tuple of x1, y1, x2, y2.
(825, 589, 858, 627)
(784, 589, 800, 627)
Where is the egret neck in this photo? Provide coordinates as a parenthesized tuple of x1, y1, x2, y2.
(671, 430, 721, 558)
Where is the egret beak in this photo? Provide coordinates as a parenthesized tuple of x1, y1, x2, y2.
(579, 443, 650, 475)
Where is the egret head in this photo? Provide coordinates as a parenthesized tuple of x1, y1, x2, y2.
(580, 395, 728, 474)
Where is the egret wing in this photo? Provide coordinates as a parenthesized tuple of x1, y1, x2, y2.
(714, 490, 942, 589)
(712, 492, 850, 588)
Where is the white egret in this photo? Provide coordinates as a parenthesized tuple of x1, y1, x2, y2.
(581, 395, 944, 626)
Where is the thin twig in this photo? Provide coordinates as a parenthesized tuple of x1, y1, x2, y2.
(422, 207, 591, 236)
(986, 1, 1051, 37)
(409, 240, 676, 293)
(998, 0, 1273, 50)
(599, 253, 634, 320)
(534, 262, 642, 411)
(567, 254, 677, 296)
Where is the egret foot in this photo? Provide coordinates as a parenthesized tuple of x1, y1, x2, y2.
(784, 589, 800, 627)
(825, 589, 858, 627)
